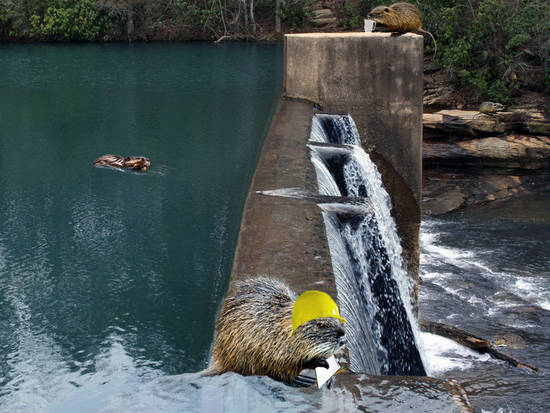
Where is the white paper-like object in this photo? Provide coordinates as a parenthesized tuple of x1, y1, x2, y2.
(364, 19, 376, 33)
(315, 355, 341, 388)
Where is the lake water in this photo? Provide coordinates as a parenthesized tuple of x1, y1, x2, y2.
(1, 43, 548, 413)
(0, 43, 283, 411)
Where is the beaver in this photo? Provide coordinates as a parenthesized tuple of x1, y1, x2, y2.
(205, 277, 346, 384)
(479, 101, 505, 114)
(93, 154, 150, 171)
(368, 2, 437, 59)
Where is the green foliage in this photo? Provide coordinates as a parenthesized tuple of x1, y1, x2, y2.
(338, 0, 549, 100)
(341, 0, 378, 29)
(281, 0, 312, 29)
(29, 0, 104, 40)
(174, 0, 222, 28)
(420, 0, 550, 100)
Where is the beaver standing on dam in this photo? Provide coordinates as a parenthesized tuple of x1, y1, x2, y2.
(205, 277, 346, 384)
(93, 154, 150, 171)
(368, 2, 437, 58)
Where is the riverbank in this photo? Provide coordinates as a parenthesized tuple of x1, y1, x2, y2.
(422, 106, 550, 215)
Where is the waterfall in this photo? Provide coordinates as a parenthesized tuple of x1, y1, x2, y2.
(309, 114, 426, 376)
(310, 114, 361, 146)
(310, 149, 342, 197)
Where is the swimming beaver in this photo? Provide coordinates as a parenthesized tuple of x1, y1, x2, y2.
(205, 277, 346, 384)
(93, 154, 150, 171)
(368, 2, 437, 58)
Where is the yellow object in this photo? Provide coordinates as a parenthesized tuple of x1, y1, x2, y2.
(291, 290, 346, 335)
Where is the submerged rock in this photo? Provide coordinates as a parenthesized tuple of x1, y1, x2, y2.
(492, 334, 526, 349)
(422, 172, 550, 215)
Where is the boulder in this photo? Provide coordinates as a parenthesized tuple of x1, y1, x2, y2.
(423, 135, 550, 169)
(423, 109, 550, 137)
(311, 8, 337, 26)
(422, 171, 550, 215)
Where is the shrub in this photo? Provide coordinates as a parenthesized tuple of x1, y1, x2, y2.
(29, 0, 105, 40)
(420, 0, 550, 101)
(281, 0, 313, 29)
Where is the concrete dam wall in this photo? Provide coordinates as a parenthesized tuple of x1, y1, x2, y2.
(217, 32, 469, 409)
(284, 33, 424, 279)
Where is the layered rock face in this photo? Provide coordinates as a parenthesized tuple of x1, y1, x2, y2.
(422, 110, 550, 215)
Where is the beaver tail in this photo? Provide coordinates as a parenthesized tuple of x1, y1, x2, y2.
(419, 28, 437, 60)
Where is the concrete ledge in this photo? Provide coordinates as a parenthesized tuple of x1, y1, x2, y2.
(229, 98, 337, 297)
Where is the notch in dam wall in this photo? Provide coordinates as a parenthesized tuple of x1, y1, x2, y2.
(284, 33, 423, 279)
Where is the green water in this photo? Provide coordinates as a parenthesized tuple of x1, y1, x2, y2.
(0, 43, 282, 409)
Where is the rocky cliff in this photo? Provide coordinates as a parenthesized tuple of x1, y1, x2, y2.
(422, 109, 550, 215)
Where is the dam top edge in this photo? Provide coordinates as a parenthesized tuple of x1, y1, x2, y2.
(285, 32, 422, 39)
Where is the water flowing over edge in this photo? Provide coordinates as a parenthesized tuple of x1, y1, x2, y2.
(309, 114, 428, 375)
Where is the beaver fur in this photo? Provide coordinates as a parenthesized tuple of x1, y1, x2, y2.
(206, 277, 345, 383)
(368, 2, 437, 58)
(93, 154, 150, 171)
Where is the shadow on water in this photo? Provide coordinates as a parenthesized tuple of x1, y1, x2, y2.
(92, 164, 172, 177)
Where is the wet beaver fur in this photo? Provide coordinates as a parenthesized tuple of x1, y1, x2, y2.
(93, 154, 150, 171)
(205, 277, 346, 384)
(368, 2, 437, 58)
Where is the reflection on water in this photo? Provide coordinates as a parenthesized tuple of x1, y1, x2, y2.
(0, 43, 283, 411)
(419, 194, 550, 412)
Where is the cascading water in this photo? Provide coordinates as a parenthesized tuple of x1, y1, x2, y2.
(310, 114, 426, 376)
(310, 114, 360, 146)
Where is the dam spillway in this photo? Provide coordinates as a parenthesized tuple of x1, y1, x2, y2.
(310, 114, 425, 376)
(226, 95, 467, 410)
(222, 33, 468, 410)
(231, 33, 426, 377)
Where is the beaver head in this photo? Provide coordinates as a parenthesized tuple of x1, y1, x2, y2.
(290, 317, 346, 370)
(368, 5, 393, 22)
(123, 156, 151, 171)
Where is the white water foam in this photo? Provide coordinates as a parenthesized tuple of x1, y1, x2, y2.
(320, 208, 382, 374)
(310, 114, 427, 375)
(419, 332, 492, 376)
(421, 222, 550, 313)
(310, 150, 341, 197)
(309, 115, 326, 143)
(342, 146, 428, 371)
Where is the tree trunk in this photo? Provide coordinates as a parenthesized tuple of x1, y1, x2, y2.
(126, 8, 134, 42)
(275, 0, 281, 33)
(419, 319, 538, 372)
(249, 0, 256, 34)
(242, 0, 248, 31)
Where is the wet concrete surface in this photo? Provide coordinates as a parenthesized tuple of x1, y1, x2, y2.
(229, 98, 337, 298)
